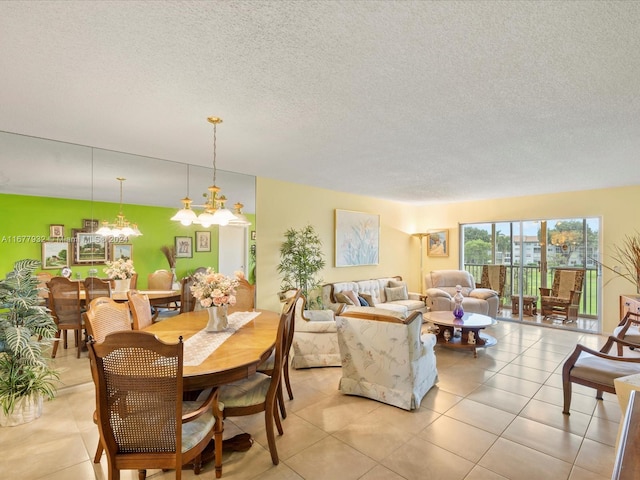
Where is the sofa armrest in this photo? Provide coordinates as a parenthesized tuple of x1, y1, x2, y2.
(303, 309, 335, 322)
(469, 288, 498, 300)
(407, 291, 422, 301)
(425, 287, 452, 300)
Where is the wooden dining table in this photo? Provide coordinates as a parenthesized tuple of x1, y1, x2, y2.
(142, 308, 281, 462)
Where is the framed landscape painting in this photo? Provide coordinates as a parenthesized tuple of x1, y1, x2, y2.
(111, 243, 132, 261)
(74, 231, 107, 264)
(335, 209, 380, 267)
(42, 242, 69, 269)
(427, 230, 449, 257)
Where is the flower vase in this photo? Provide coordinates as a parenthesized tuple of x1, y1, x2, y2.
(205, 305, 229, 332)
(0, 394, 43, 427)
(453, 284, 464, 319)
(112, 278, 131, 293)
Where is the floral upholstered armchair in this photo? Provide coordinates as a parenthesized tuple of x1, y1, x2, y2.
(335, 309, 438, 410)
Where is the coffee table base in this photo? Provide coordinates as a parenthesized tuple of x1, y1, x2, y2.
(433, 326, 496, 357)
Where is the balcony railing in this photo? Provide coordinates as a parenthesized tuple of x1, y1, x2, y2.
(464, 264, 598, 317)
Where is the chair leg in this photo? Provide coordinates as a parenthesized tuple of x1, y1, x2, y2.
(277, 382, 287, 420)
(51, 330, 61, 358)
(283, 360, 294, 400)
(265, 399, 280, 465)
(63, 330, 68, 349)
(562, 378, 572, 415)
(596, 389, 603, 400)
(137, 469, 146, 480)
(94, 441, 103, 463)
(214, 413, 224, 479)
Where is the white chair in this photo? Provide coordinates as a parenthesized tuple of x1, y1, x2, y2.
(336, 309, 438, 410)
(290, 296, 342, 369)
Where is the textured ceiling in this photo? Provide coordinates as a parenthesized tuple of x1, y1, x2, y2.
(1, 1, 639, 205)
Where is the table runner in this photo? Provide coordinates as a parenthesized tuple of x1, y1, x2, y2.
(183, 311, 261, 366)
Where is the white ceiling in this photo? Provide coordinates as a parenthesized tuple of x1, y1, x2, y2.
(1, 1, 639, 205)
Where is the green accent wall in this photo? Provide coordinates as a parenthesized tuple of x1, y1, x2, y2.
(0, 193, 255, 286)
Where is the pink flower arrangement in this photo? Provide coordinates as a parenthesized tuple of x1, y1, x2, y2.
(190, 268, 239, 308)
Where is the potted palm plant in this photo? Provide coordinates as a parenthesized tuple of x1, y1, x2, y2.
(0, 259, 59, 426)
(277, 225, 326, 308)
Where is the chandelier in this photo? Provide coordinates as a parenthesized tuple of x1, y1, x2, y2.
(96, 177, 142, 237)
(171, 116, 240, 227)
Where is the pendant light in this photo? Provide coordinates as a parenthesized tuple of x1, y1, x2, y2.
(96, 177, 142, 237)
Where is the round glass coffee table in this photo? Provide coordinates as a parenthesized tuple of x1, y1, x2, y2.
(423, 311, 497, 357)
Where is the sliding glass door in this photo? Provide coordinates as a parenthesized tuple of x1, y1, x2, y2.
(461, 217, 600, 332)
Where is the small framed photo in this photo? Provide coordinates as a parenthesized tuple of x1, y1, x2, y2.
(111, 243, 133, 261)
(175, 236, 193, 258)
(42, 242, 69, 269)
(195, 231, 211, 252)
(427, 230, 449, 257)
(74, 231, 108, 264)
(251, 231, 256, 241)
(49, 224, 64, 239)
(83, 218, 99, 232)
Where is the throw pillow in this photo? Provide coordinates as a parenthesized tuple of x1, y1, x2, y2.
(335, 292, 357, 306)
(343, 289, 360, 307)
(358, 295, 369, 306)
(360, 293, 376, 306)
(385, 285, 408, 302)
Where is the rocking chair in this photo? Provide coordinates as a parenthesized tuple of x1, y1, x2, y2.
(539, 268, 585, 323)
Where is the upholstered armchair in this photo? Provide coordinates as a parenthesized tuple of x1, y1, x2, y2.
(335, 309, 438, 410)
(290, 296, 342, 369)
(425, 270, 499, 318)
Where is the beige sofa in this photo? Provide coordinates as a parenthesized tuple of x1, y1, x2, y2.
(425, 270, 499, 318)
(321, 276, 427, 316)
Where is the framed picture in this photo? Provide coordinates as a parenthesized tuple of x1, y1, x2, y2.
(251, 231, 256, 241)
(175, 236, 193, 258)
(82, 218, 99, 232)
(111, 243, 133, 261)
(195, 231, 211, 252)
(41, 241, 69, 269)
(74, 231, 108, 264)
(49, 224, 64, 239)
(335, 209, 380, 267)
(427, 230, 449, 257)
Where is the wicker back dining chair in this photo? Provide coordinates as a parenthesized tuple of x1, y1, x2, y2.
(127, 290, 154, 330)
(83, 296, 133, 464)
(88, 330, 222, 480)
(218, 289, 300, 467)
(84, 277, 112, 304)
(47, 276, 84, 358)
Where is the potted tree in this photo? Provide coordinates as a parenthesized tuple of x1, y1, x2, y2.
(0, 259, 59, 426)
(277, 225, 326, 308)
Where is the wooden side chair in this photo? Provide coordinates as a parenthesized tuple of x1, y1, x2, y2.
(36, 271, 53, 307)
(227, 277, 255, 314)
(87, 330, 222, 480)
(84, 277, 112, 304)
(540, 268, 585, 323)
(562, 335, 640, 415)
(127, 290, 154, 330)
(218, 290, 300, 466)
(258, 290, 301, 420)
(46, 276, 84, 358)
(179, 275, 198, 314)
(83, 296, 133, 463)
(148, 269, 178, 315)
(613, 311, 640, 355)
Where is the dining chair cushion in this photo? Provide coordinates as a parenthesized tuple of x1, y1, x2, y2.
(181, 401, 216, 452)
(219, 373, 271, 408)
(260, 352, 275, 371)
(613, 324, 640, 344)
(572, 353, 640, 386)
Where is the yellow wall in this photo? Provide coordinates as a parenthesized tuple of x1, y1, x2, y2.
(255, 178, 422, 312)
(255, 178, 640, 334)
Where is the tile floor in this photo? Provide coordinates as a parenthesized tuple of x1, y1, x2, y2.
(0, 320, 620, 480)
